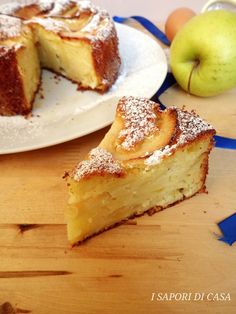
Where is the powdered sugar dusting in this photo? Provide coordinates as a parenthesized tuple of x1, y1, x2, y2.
(76, 7, 113, 42)
(0, 1, 52, 14)
(81, 11, 102, 33)
(117, 96, 159, 151)
(88, 17, 113, 42)
(0, 2, 21, 15)
(0, 1, 93, 16)
(38, 0, 97, 15)
(145, 144, 177, 165)
(78, 0, 98, 15)
(0, 0, 113, 42)
(29, 16, 69, 32)
(78, 0, 92, 11)
(73, 147, 123, 180)
(34, 0, 53, 11)
(145, 108, 214, 165)
(16, 0, 54, 12)
(0, 14, 22, 39)
(45, 0, 71, 16)
(177, 109, 214, 144)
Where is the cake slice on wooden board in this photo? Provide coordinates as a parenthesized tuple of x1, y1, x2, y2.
(66, 96, 216, 245)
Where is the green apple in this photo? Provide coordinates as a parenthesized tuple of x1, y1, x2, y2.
(170, 10, 236, 97)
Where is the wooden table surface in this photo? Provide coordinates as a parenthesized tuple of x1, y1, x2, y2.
(0, 22, 236, 314)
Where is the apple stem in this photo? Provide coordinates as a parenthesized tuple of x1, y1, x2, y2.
(188, 59, 200, 94)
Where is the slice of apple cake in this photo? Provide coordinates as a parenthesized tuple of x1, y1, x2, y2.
(66, 96, 215, 245)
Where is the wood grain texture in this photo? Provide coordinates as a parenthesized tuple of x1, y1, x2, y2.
(0, 23, 235, 314)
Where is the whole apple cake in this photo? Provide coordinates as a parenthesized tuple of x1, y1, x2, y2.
(66, 96, 216, 245)
(0, 0, 121, 115)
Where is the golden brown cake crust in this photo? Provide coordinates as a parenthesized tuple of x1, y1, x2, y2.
(0, 46, 30, 116)
(90, 27, 121, 92)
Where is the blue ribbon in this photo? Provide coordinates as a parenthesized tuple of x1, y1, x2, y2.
(218, 213, 236, 245)
(214, 136, 236, 150)
(114, 15, 236, 150)
(113, 15, 170, 46)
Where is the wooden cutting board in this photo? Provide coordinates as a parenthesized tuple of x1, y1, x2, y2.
(0, 22, 235, 314)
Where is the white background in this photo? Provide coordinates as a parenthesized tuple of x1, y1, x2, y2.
(0, 0, 208, 21)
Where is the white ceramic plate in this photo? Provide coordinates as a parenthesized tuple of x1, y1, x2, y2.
(0, 23, 167, 154)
